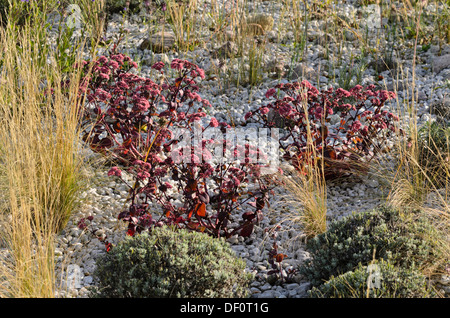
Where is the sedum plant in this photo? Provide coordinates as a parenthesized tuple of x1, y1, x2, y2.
(77, 51, 275, 242)
(245, 81, 400, 179)
(90, 225, 253, 298)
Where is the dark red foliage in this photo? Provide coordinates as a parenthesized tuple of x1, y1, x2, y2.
(265, 225, 297, 283)
(77, 51, 276, 244)
(246, 80, 401, 179)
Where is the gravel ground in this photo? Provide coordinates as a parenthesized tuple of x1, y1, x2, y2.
(24, 0, 450, 298)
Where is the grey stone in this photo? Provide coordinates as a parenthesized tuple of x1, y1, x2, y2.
(274, 291, 286, 298)
(142, 53, 170, 66)
(259, 282, 272, 291)
(344, 29, 357, 41)
(265, 59, 286, 78)
(250, 287, 261, 295)
(429, 44, 450, 56)
(439, 68, 450, 80)
(212, 41, 239, 59)
(83, 276, 93, 285)
(431, 96, 450, 120)
(257, 290, 275, 298)
(432, 54, 450, 74)
(297, 282, 312, 296)
(139, 31, 176, 53)
(285, 283, 300, 290)
(439, 275, 450, 286)
(287, 63, 318, 81)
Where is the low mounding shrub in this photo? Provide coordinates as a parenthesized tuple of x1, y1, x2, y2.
(104, 0, 142, 14)
(308, 259, 437, 298)
(299, 205, 443, 287)
(105, 0, 167, 15)
(245, 81, 400, 179)
(90, 225, 252, 298)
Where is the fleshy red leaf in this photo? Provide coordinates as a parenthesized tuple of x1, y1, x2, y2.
(275, 253, 287, 262)
(240, 222, 254, 237)
(196, 202, 206, 217)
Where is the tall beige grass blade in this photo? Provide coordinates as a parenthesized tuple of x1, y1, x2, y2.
(0, 19, 87, 297)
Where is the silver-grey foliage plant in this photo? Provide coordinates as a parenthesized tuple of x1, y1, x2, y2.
(90, 225, 253, 298)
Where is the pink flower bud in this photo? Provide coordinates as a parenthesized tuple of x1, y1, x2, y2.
(260, 107, 270, 115)
(108, 167, 122, 177)
(210, 117, 219, 127)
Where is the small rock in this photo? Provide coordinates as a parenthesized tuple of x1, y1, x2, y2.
(432, 54, 450, 74)
(287, 63, 318, 81)
(260, 282, 273, 291)
(250, 287, 261, 295)
(273, 291, 285, 298)
(139, 31, 176, 53)
(256, 290, 275, 298)
(297, 282, 311, 295)
(285, 283, 300, 290)
(78, 287, 90, 298)
(212, 41, 239, 59)
(439, 68, 450, 80)
(431, 96, 450, 121)
(227, 235, 239, 245)
(365, 178, 379, 188)
(265, 58, 286, 78)
(83, 276, 94, 285)
(344, 29, 357, 41)
(142, 53, 170, 66)
(72, 242, 83, 251)
(439, 275, 450, 286)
